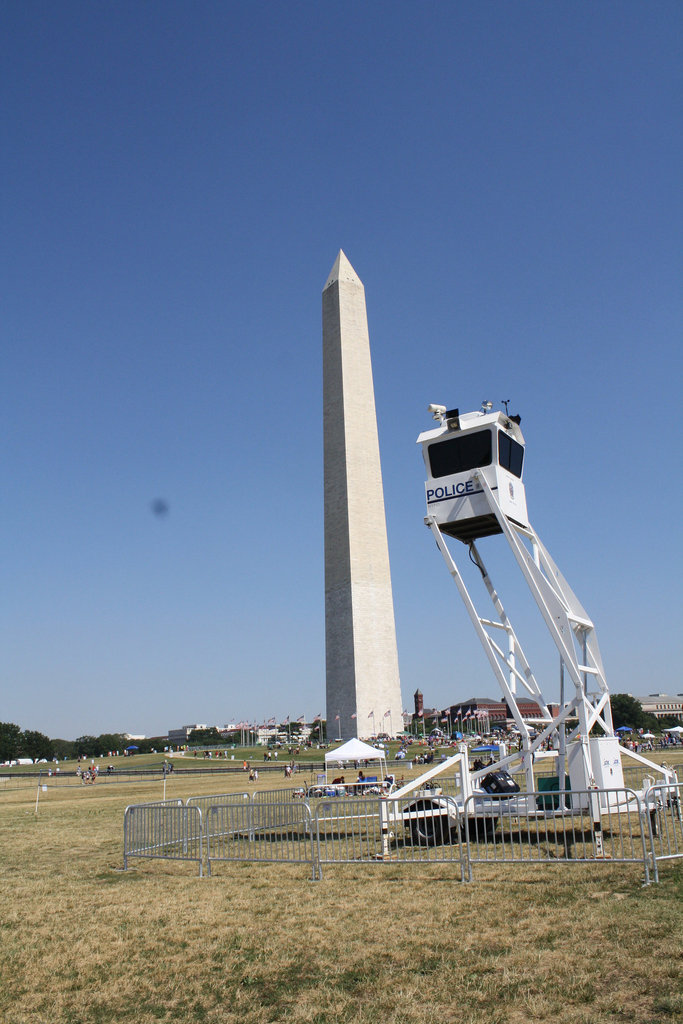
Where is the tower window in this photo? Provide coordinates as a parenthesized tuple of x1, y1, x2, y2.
(498, 431, 524, 478)
(428, 430, 492, 479)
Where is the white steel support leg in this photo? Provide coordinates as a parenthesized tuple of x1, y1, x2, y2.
(558, 659, 567, 797)
(467, 539, 549, 792)
(471, 471, 620, 785)
(427, 517, 550, 793)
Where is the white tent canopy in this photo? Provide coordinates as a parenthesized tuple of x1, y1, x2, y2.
(325, 738, 387, 779)
(664, 725, 683, 733)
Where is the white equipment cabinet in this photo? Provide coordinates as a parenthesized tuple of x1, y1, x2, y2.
(568, 737, 625, 810)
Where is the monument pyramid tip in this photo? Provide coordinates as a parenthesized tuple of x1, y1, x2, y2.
(324, 250, 363, 290)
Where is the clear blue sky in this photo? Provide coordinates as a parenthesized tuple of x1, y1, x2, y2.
(2, 1, 681, 739)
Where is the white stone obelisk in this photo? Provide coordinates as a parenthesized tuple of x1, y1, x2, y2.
(322, 251, 403, 740)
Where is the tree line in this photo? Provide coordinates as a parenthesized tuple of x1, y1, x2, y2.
(1, 696, 678, 764)
(609, 694, 680, 733)
(0, 723, 166, 763)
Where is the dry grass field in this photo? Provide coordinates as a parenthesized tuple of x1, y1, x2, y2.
(1, 766, 681, 1024)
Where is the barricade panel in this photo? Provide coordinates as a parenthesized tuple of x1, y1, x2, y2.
(186, 792, 249, 810)
(315, 796, 467, 876)
(643, 782, 683, 881)
(462, 788, 650, 880)
(313, 798, 383, 864)
(123, 804, 203, 876)
(206, 801, 318, 879)
(186, 793, 251, 843)
(252, 787, 314, 805)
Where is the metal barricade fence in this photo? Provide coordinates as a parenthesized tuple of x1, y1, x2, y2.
(252, 787, 309, 805)
(643, 782, 683, 882)
(123, 802, 204, 876)
(121, 783, 682, 883)
(313, 796, 468, 878)
(206, 801, 318, 879)
(312, 797, 383, 867)
(186, 793, 251, 842)
(2, 770, 188, 793)
(128, 797, 184, 809)
(462, 788, 651, 882)
(1, 772, 84, 792)
(384, 794, 467, 876)
(622, 764, 669, 792)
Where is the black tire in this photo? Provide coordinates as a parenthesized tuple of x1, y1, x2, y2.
(410, 812, 451, 847)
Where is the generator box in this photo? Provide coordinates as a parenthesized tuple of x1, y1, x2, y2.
(568, 737, 625, 810)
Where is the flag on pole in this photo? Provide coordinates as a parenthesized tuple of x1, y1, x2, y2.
(284, 715, 290, 724)
(297, 715, 305, 723)
(368, 711, 373, 718)
(334, 714, 340, 721)
(351, 713, 356, 719)
(313, 713, 321, 722)
(384, 710, 391, 718)
(267, 717, 276, 726)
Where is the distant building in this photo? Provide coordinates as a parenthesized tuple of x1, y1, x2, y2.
(410, 695, 556, 732)
(167, 724, 208, 745)
(256, 727, 279, 745)
(634, 694, 683, 722)
(446, 696, 553, 725)
(446, 697, 507, 727)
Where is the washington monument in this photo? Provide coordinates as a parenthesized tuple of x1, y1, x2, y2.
(322, 251, 403, 740)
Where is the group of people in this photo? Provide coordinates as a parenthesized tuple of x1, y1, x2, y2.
(76, 764, 98, 784)
(326, 770, 398, 795)
(242, 759, 299, 779)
